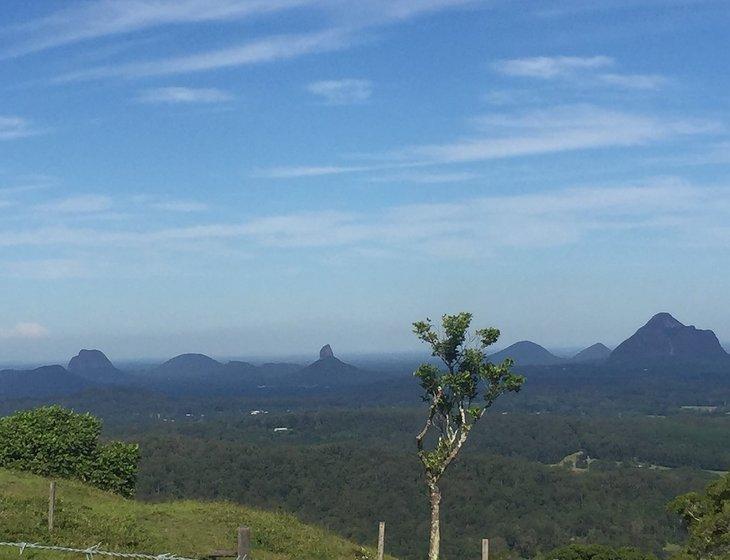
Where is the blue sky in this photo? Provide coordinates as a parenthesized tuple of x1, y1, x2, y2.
(2, 0, 730, 362)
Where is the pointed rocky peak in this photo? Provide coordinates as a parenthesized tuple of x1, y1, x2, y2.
(319, 344, 335, 360)
(296, 345, 363, 386)
(645, 312, 684, 330)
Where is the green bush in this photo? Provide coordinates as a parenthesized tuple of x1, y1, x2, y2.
(669, 472, 729, 559)
(542, 543, 658, 560)
(0, 406, 139, 497)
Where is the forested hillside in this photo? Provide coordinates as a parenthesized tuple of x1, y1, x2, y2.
(0, 391, 725, 559)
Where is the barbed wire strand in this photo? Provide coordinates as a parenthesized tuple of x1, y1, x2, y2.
(0, 541, 200, 560)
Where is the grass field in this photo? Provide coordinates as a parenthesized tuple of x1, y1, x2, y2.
(0, 469, 395, 560)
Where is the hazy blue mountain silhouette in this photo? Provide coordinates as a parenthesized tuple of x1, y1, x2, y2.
(609, 312, 728, 366)
(0, 365, 90, 398)
(572, 343, 611, 363)
(292, 345, 365, 386)
(68, 349, 124, 383)
(489, 341, 564, 366)
(154, 353, 223, 378)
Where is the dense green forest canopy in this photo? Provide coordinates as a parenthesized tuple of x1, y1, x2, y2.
(0, 357, 727, 559)
(132, 427, 718, 559)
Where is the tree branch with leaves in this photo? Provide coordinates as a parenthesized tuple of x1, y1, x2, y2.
(412, 312, 525, 560)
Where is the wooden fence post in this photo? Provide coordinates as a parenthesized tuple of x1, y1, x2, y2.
(237, 526, 250, 559)
(48, 481, 56, 532)
(377, 521, 385, 560)
(481, 538, 489, 560)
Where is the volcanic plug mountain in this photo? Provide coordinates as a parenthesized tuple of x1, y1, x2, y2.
(294, 345, 363, 385)
(67, 349, 123, 383)
(609, 313, 728, 366)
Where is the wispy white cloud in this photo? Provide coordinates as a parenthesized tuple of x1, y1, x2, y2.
(495, 55, 668, 90)
(232, 179, 728, 254)
(15, 1, 486, 82)
(0, 116, 40, 140)
(597, 73, 667, 90)
(56, 30, 350, 81)
(36, 195, 113, 214)
(483, 89, 542, 106)
(370, 171, 480, 183)
(4, 0, 484, 61)
(2, 179, 728, 259)
(1, 0, 311, 59)
(323, 0, 482, 24)
(257, 165, 376, 178)
(131, 194, 209, 212)
(307, 79, 372, 104)
(495, 55, 614, 78)
(403, 105, 718, 164)
(136, 87, 234, 104)
(259, 105, 719, 177)
(0, 322, 49, 339)
(1, 259, 87, 280)
(150, 200, 209, 212)
(646, 140, 730, 168)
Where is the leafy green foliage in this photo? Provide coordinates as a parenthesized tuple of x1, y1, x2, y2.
(669, 472, 729, 559)
(0, 406, 139, 497)
(542, 543, 658, 560)
(413, 313, 525, 481)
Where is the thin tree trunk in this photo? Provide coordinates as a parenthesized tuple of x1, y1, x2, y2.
(428, 481, 442, 560)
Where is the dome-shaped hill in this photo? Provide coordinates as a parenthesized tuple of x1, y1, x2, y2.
(0, 469, 395, 560)
(488, 341, 563, 366)
(153, 353, 223, 378)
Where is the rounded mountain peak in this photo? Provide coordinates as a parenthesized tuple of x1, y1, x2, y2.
(319, 344, 334, 359)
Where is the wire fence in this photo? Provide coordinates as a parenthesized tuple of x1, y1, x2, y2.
(0, 541, 199, 560)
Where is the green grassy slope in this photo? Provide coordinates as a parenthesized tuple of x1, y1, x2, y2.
(0, 469, 395, 560)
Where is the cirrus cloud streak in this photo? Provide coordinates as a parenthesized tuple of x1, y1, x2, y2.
(1, 180, 728, 260)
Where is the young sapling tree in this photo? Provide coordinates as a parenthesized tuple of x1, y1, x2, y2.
(412, 312, 525, 560)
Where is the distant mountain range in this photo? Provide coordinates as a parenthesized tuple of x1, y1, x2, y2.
(488, 312, 728, 368)
(0, 344, 369, 400)
(0, 365, 90, 399)
(488, 341, 611, 366)
(143, 345, 367, 393)
(1, 312, 728, 400)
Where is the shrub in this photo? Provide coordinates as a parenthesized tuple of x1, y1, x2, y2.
(0, 406, 139, 497)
